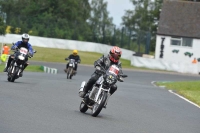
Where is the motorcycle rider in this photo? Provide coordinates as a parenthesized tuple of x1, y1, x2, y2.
(80, 46, 124, 98)
(64, 49, 81, 74)
(3, 33, 34, 77)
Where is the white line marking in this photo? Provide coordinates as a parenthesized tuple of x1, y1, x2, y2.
(152, 81, 200, 109)
(151, 81, 158, 87)
(169, 90, 200, 109)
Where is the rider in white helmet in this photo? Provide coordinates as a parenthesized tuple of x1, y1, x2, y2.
(4, 33, 34, 77)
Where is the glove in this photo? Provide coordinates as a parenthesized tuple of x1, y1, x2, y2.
(95, 65, 101, 71)
(95, 65, 104, 74)
(28, 52, 33, 57)
(13, 46, 19, 51)
(118, 76, 124, 82)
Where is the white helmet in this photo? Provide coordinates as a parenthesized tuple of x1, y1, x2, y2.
(22, 33, 30, 43)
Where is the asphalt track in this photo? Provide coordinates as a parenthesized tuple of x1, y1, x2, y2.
(0, 62, 200, 133)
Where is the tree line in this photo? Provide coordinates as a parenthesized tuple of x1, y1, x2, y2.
(0, 0, 198, 53)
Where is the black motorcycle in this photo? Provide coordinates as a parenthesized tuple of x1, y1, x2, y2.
(79, 64, 127, 117)
(7, 47, 36, 82)
(65, 58, 80, 79)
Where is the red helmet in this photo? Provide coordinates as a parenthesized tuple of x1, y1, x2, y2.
(109, 46, 122, 63)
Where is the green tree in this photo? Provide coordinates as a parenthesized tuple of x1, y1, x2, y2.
(0, 0, 91, 40)
(122, 0, 163, 53)
(0, 17, 6, 35)
(88, 0, 114, 44)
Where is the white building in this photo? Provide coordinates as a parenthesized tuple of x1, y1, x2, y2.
(156, 1, 200, 64)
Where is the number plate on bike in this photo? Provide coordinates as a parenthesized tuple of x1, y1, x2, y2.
(109, 65, 119, 75)
(20, 48, 28, 55)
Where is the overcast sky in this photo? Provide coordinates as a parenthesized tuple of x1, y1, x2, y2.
(106, 0, 134, 26)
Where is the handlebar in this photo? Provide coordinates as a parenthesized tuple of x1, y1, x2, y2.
(96, 62, 128, 78)
(65, 58, 80, 64)
(119, 74, 128, 78)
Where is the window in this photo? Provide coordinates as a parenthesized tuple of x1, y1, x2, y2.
(170, 37, 193, 47)
(182, 38, 193, 47)
(171, 37, 181, 46)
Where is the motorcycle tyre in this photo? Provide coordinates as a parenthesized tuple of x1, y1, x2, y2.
(79, 101, 88, 113)
(91, 91, 107, 117)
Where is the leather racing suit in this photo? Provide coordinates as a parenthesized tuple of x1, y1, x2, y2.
(83, 55, 123, 95)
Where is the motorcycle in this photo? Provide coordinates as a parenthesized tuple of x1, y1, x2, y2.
(65, 58, 80, 79)
(7, 47, 36, 82)
(79, 63, 127, 117)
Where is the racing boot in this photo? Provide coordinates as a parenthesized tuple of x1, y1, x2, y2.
(20, 63, 29, 77)
(79, 81, 87, 98)
(64, 68, 68, 73)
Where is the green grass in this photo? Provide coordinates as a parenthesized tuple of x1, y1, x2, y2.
(30, 46, 143, 69)
(0, 64, 43, 73)
(0, 64, 5, 71)
(3, 44, 166, 71)
(157, 81, 200, 106)
(30, 46, 161, 70)
(24, 65, 44, 72)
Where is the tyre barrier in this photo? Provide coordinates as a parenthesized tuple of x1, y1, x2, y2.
(40, 66, 58, 74)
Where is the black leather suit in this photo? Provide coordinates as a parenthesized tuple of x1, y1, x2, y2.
(66, 54, 81, 71)
(84, 55, 123, 95)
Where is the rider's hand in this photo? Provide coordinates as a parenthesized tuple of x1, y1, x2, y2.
(28, 52, 33, 57)
(118, 76, 124, 82)
(15, 47, 19, 51)
(95, 65, 103, 74)
(95, 65, 101, 70)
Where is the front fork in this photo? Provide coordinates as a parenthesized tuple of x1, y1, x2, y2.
(9, 62, 22, 76)
(94, 85, 110, 106)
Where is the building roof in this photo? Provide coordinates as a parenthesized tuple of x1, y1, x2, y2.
(157, 1, 200, 38)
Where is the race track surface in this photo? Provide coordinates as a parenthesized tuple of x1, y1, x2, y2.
(0, 62, 200, 133)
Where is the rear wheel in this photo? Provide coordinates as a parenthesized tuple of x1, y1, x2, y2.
(91, 91, 107, 117)
(79, 101, 88, 113)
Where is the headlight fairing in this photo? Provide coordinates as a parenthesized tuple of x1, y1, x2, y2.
(105, 74, 116, 85)
(18, 55, 25, 60)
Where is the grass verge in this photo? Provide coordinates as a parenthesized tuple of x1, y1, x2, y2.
(28, 46, 157, 70)
(4, 44, 168, 71)
(0, 64, 43, 73)
(156, 81, 200, 106)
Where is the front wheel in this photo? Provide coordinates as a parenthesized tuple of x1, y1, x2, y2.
(10, 67, 19, 82)
(91, 91, 107, 117)
(7, 77, 11, 81)
(69, 69, 73, 79)
(67, 68, 71, 79)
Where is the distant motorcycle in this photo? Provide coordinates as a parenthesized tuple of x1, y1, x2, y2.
(65, 58, 80, 79)
(79, 63, 127, 117)
(7, 47, 36, 82)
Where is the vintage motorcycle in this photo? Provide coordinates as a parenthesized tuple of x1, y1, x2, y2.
(65, 58, 80, 79)
(7, 47, 36, 82)
(79, 64, 127, 117)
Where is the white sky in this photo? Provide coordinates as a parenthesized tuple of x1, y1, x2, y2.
(106, 0, 134, 26)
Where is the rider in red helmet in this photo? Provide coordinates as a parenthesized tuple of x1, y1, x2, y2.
(109, 46, 122, 63)
(79, 46, 124, 98)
